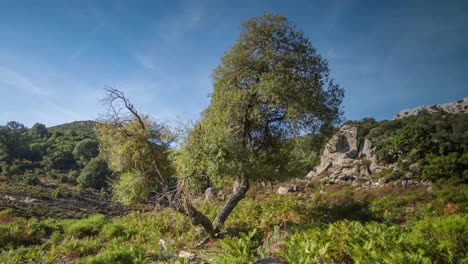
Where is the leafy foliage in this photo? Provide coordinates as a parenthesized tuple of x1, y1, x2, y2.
(96, 117, 174, 204)
(73, 139, 99, 163)
(280, 215, 468, 263)
(176, 13, 344, 189)
(77, 157, 111, 190)
(348, 113, 468, 182)
(0, 120, 99, 177)
(214, 229, 260, 264)
(422, 152, 468, 182)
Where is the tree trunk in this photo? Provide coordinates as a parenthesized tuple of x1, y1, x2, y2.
(174, 200, 215, 236)
(212, 175, 250, 233)
(168, 175, 249, 238)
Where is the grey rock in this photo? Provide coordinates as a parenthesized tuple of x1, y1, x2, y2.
(277, 186, 290, 194)
(393, 97, 468, 120)
(277, 186, 297, 194)
(178, 251, 196, 259)
(409, 163, 420, 173)
(205, 187, 216, 201)
(217, 190, 226, 201)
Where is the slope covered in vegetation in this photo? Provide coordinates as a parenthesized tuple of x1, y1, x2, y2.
(0, 113, 467, 263)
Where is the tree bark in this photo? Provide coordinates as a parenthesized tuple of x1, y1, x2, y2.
(212, 175, 250, 233)
(174, 200, 215, 236)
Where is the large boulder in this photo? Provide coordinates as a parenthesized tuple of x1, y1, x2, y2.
(311, 125, 359, 178)
(306, 125, 385, 186)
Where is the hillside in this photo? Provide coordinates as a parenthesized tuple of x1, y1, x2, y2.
(0, 107, 467, 263)
(393, 97, 468, 120)
(48, 120, 97, 135)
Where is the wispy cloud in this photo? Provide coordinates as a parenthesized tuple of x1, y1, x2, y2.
(133, 0, 207, 70)
(0, 66, 49, 96)
(156, 0, 206, 42)
(0, 66, 86, 125)
(134, 53, 156, 70)
(67, 1, 124, 63)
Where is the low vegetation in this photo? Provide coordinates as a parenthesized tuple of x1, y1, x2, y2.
(0, 182, 466, 263)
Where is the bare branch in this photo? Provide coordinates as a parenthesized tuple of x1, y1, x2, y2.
(102, 86, 146, 130)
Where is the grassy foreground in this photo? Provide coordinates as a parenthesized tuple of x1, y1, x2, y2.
(0, 182, 467, 263)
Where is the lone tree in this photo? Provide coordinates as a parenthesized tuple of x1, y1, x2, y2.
(98, 14, 344, 238)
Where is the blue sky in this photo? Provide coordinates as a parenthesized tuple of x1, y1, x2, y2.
(0, 0, 467, 127)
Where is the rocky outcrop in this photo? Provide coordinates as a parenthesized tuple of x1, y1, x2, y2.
(306, 125, 430, 189)
(393, 97, 468, 120)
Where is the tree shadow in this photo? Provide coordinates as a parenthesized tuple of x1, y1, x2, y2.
(308, 201, 379, 224)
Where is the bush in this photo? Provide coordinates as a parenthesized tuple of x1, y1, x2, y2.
(392, 124, 433, 161)
(408, 214, 468, 263)
(77, 157, 110, 190)
(214, 229, 260, 264)
(0, 218, 52, 250)
(65, 214, 107, 238)
(73, 139, 99, 163)
(99, 223, 131, 240)
(422, 152, 467, 182)
(42, 149, 76, 171)
(23, 171, 40, 185)
(51, 187, 63, 198)
(2, 164, 21, 177)
(279, 215, 468, 263)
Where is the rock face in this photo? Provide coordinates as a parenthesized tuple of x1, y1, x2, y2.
(306, 125, 430, 189)
(307, 125, 373, 186)
(393, 97, 468, 120)
(310, 125, 359, 179)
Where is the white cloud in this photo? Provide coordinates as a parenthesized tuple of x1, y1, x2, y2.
(134, 53, 156, 70)
(156, 0, 206, 42)
(0, 66, 49, 96)
(0, 66, 92, 126)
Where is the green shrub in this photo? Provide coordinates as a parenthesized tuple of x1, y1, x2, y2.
(51, 187, 63, 198)
(392, 124, 433, 161)
(73, 242, 145, 264)
(73, 139, 99, 163)
(68, 170, 79, 180)
(422, 152, 467, 182)
(408, 214, 468, 263)
(64, 214, 107, 238)
(23, 171, 40, 185)
(77, 157, 110, 190)
(2, 164, 22, 177)
(99, 223, 131, 240)
(0, 218, 52, 250)
(214, 229, 260, 264)
(279, 215, 468, 263)
(42, 149, 76, 171)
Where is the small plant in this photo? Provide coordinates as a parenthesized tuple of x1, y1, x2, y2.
(23, 171, 40, 185)
(64, 214, 107, 238)
(214, 229, 260, 264)
(51, 187, 63, 198)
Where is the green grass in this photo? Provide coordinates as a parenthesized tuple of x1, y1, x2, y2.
(0, 182, 467, 263)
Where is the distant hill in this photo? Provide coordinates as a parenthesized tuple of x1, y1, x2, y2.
(48, 120, 97, 135)
(393, 97, 468, 120)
